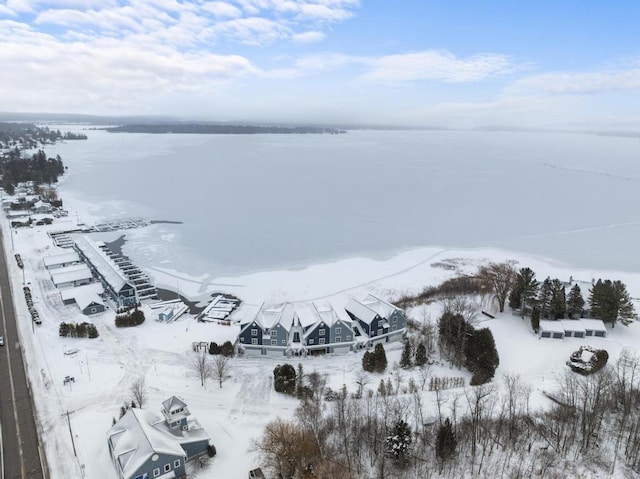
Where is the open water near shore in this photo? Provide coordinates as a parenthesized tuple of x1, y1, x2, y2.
(43, 128, 640, 278)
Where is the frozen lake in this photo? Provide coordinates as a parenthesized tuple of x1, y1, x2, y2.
(46, 128, 640, 277)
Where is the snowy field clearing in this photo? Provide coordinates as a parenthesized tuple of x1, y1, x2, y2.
(6, 213, 640, 478)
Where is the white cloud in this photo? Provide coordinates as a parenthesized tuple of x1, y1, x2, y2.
(362, 51, 515, 83)
(201, 1, 243, 18)
(212, 16, 291, 45)
(291, 30, 325, 43)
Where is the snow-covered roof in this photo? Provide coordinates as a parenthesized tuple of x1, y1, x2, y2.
(162, 396, 186, 414)
(60, 283, 104, 310)
(107, 408, 186, 478)
(344, 297, 378, 324)
(253, 303, 296, 332)
(43, 251, 81, 268)
(561, 320, 586, 333)
(580, 319, 607, 332)
(539, 320, 565, 334)
(361, 294, 399, 318)
(73, 235, 132, 294)
(50, 265, 92, 286)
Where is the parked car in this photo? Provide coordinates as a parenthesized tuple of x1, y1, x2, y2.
(0, 336, 4, 346)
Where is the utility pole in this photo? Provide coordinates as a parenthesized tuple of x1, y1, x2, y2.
(63, 410, 77, 457)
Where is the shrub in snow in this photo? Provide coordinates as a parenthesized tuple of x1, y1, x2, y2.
(273, 364, 296, 395)
(219, 341, 234, 357)
(207, 444, 216, 457)
(208, 341, 220, 355)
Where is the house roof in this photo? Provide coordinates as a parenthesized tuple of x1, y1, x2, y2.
(539, 320, 565, 334)
(580, 319, 607, 332)
(73, 235, 134, 295)
(43, 251, 81, 268)
(60, 283, 104, 311)
(50, 265, 92, 286)
(107, 408, 186, 478)
(162, 396, 187, 414)
(252, 303, 296, 332)
(362, 294, 399, 318)
(345, 297, 378, 324)
(560, 320, 586, 332)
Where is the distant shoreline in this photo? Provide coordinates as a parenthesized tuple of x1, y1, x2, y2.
(103, 124, 347, 135)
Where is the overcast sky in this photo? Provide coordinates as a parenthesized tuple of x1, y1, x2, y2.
(1, 0, 639, 128)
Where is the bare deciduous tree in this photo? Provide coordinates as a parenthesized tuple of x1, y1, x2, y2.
(213, 355, 230, 388)
(478, 261, 517, 313)
(193, 352, 211, 387)
(131, 376, 147, 409)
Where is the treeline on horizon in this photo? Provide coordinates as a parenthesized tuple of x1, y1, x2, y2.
(105, 123, 346, 135)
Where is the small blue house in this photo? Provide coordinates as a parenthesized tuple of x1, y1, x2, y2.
(108, 397, 211, 479)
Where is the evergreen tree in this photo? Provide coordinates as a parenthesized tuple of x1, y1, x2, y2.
(514, 267, 539, 318)
(362, 350, 375, 373)
(538, 277, 553, 319)
(531, 307, 540, 333)
(385, 419, 412, 466)
(464, 327, 499, 385)
(400, 340, 412, 369)
(567, 284, 585, 318)
(508, 282, 522, 310)
(590, 279, 637, 327)
(436, 418, 457, 463)
(373, 343, 388, 373)
(415, 343, 428, 367)
(296, 363, 304, 399)
(549, 279, 567, 319)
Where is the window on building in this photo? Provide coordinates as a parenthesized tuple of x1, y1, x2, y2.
(251, 338, 258, 345)
(319, 338, 325, 345)
(251, 329, 258, 336)
(164, 464, 171, 472)
(346, 335, 351, 340)
(392, 317, 397, 323)
(153, 468, 160, 478)
(174, 459, 181, 468)
(336, 337, 341, 343)
(240, 337, 245, 343)
(319, 328, 325, 336)
(271, 330, 277, 337)
(271, 339, 277, 345)
(281, 340, 286, 345)
(309, 339, 314, 344)
(336, 327, 341, 334)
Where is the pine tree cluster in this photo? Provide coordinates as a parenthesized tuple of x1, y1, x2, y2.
(362, 343, 388, 373)
(115, 308, 145, 328)
(438, 312, 499, 385)
(59, 321, 98, 338)
(208, 341, 235, 357)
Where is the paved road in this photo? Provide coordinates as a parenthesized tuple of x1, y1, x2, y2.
(0, 230, 45, 479)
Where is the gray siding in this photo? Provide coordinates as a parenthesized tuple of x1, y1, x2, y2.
(129, 452, 186, 479)
(181, 439, 209, 460)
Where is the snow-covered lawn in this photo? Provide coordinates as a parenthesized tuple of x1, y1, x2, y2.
(6, 213, 640, 478)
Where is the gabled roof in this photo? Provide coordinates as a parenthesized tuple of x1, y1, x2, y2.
(107, 408, 185, 478)
(344, 297, 378, 324)
(361, 294, 399, 318)
(43, 251, 81, 268)
(50, 265, 92, 286)
(250, 303, 297, 332)
(73, 235, 134, 295)
(60, 283, 104, 311)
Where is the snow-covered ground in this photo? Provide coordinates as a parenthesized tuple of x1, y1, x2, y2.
(6, 211, 640, 478)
